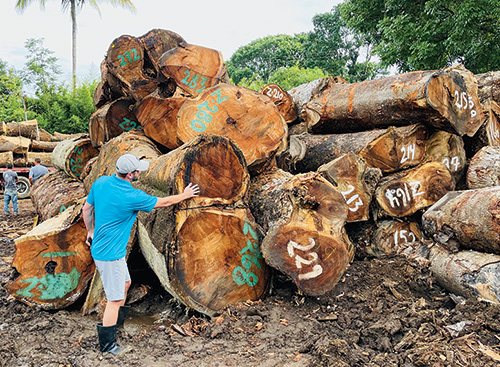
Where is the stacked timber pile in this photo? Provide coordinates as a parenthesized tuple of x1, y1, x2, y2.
(7, 28, 500, 316)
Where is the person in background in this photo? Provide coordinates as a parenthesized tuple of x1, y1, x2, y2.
(3, 163, 19, 215)
(82, 153, 200, 355)
(29, 157, 49, 185)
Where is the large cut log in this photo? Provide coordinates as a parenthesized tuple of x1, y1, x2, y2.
(2, 119, 39, 139)
(0, 135, 30, 153)
(136, 135, 269, 316)
(375, 162, 455, 218)
(422, 130, 466, 184)
(467, 146, 500, 189)
(88, 98, 140, 148)
(318, 152, 382, 222)
(106, 35, 158, 101)
(259, 84, 297, 123)
(31, 140, 59, 152)
(31, 170, 87, 222)
(464, 100, 500, 156)
(38, 128, 53, 142)
(134, 95, 187, 150)
(176, 83, 288, 172)
(476, 71, 500, 105)
(138, 28, 186, 74)
(51, 136, 99, 179)
(159, 44, 229, 98)
(6, 200, 95, 309)
(26, 152, 52, 166)
(429, 243, 500, 305)
(52, 132, 85, 142)
(279, 124, 426, 174)
(422, 187, 500, 254)
(347, 219, 424, 258)
(304, 65, 484, 137)
(248, 168, 354, 296)
(94, 60, 127, 108)
(0, 151, 13, 166)
(83, 131, 161, 192)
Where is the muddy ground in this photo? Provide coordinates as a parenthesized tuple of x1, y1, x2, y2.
(1, 199, 500, 366)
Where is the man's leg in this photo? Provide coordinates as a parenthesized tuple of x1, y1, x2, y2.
(102, 300, 122, 327)
(12, 193, 18, 214)
(4, 192, 10, 214)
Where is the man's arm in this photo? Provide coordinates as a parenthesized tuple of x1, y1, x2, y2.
(154, 182, 200, 208)
(82, 201, 95, 246)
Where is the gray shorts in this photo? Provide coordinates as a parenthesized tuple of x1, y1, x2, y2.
(94, 258, 131, 301)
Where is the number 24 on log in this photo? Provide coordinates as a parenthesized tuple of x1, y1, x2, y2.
(232, 222, 263, 287)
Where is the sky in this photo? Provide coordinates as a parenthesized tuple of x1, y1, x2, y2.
(0, 0, 341, 87)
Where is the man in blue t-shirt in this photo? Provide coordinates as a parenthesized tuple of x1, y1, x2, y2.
(82, 154, 199, 355)
(3, 163, 18, 214)
(29, 157, 49, 185)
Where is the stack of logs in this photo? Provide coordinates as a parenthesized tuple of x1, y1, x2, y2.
(7, 28, 500, 315)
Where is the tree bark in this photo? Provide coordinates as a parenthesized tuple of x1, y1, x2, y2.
(422, 187, 500, 254)
(158, 44, 229, 98)
(476, 71, 500, 105)
(423, 130, 466, 184)
(279, 124, 426, 174)
(464, 100, 500, 156)
(83, 131, 161, 192)
(88, 98, 140, 148)
(318, 152, 382, 222)
(467, 146, 500, 189)
(26, 152, 52, 166)
(0, 151, 13, 167)
(31, 140, 58, 152)
(429, 242, 500, 305)
(51, 136, 99, 179)
(248, 168, 354, 296)
(304, 66, 484, 137)
(31, 170, 87, 222)
(136, 135, 269, 316)
(176, 83, 288, 173)
(375, 162, 455, 218)
(106, 35, 158, 101)
(6, 200, 95, 309)
(134, 95, 187, 150)
(259, 84, 297, 123)
(52, 132, 85, 142)
(0, 135, 30, 153)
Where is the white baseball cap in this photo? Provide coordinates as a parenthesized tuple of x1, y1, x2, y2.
(116, 154, 149, 174)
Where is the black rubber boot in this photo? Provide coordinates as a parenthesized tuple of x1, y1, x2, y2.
(97, 323, 131, 355)
(117, 305, 131, 329)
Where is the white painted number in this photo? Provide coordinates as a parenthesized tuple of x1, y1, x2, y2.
(400, 144, 416, 164)
(454, 90, 477, 119)
(442, 156, 460, 172)
(287, 238, 323, 280)
(385, 181, 425, 209)
(393, 229, 417, 247)
(340, 185, 364, 212)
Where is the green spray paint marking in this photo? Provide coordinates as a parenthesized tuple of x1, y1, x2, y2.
(17, 267, 81, 300)
(59, 205, 68, 213)
(42, 252, 77, 258)
(232, 222, 263, 287)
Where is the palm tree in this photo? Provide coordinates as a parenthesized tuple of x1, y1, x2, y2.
(15, 0, 136, 90)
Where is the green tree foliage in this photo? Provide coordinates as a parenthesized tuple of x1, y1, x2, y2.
(269, 65, 327, 92)
(0, 60, 27, 122)
(15, 0, 136, 89)
(339, 0, 500, 73)
(22, 38, 62, 95)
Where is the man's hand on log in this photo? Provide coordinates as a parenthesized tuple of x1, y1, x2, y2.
(184, 183, 200, 198)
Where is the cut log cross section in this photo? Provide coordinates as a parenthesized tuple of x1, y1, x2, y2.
(51, 137, 99, 179)
(260, 84, 297, 123)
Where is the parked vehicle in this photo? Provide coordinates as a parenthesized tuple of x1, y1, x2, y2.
(0, 166, 56, 199)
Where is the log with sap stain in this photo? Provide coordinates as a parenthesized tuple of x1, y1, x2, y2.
(136, 134, 269, 316)
(31, 170, 87, 222)
(137, 28, 186, 75)
(105, 35, 157, 101)
(88, 98, 140, 148)
(259, 84, 297, 123)
(374, 162, 455, 218)
(159, 44, 229, 98)
(83, 130, 161, 192)
(134, 94, 188, 150)
(176, 83, 288, 173)
(51, 136, 99, 179)
(429, 242, 500, 305)
(422, 187, 500, 254)
(318, 152, 382, 223)
(422, 130, 466, 184)
(304, 65, 484, 137)
(248, 167, 354, 296)
(279, 124, 426, 174)
(467, 146, 500, 189)
(7, 200, 95, 309)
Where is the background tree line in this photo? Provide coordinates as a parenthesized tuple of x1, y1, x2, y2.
(2, 0, 500, 134)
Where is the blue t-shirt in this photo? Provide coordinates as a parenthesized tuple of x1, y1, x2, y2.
(87, 174, 157, 261)
(2, 170, 18, 192)
(29, 164, 49, 184)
